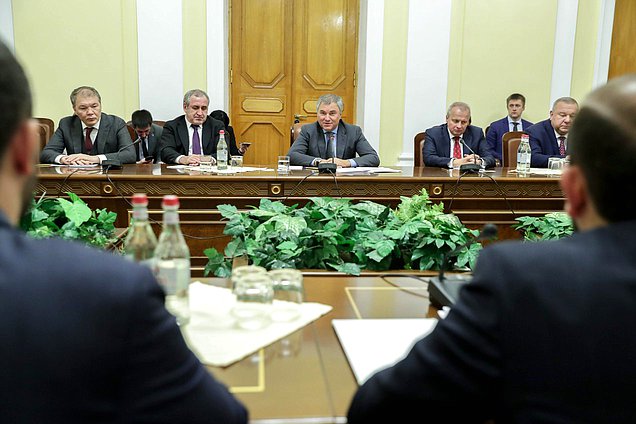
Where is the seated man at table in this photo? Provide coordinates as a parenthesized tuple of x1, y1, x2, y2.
(485, 93, 533, 163)
(40, 86, 135, 165)
(160, 89, 240, 165)
(0, 41, 247, 424)
(423, 101, 495, 169)
(348, 75, 636, 423)
(527, 96, 578, 168)
(288, 93, 379, 168)
(131, 109, 163, 163)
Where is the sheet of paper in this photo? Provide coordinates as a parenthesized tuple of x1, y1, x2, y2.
(332, 318, 437, 384)
(182, 283, 332, 367)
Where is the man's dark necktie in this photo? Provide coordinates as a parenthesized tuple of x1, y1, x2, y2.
(192, 125, 201, 155)
(84, 127, 94, 153)
(141, 137, 149, 158)
(326, 132, 335, 158)
(512, 122, 519, 131)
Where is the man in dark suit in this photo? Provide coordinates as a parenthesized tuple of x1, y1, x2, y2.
(160, 89, 238, 165)
(131, 109, 163, 163)
(40, 86, 135, 165)
(423, 102, 496, 168)
(0, 42, 247, 423)
(527, 96, 578, 167)
(288, 93, 380, 167)
(486, 93, 533, 163)
(349, 75, 636, 423)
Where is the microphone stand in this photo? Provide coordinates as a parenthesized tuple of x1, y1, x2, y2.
(102, 138, 142, 169)
(428, 224, 498, 307)
(458, 139, 482, 173)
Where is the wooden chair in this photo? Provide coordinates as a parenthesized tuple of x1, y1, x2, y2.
(502, 131, 526, 168)
(413, 131, 426, 167)
(290, 120, 303, 146)
(34, 117, 54, 151)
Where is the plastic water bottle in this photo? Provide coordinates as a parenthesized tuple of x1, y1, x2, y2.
(217, 130, 228, 170)
(516, 134, 531, 173)
(124, 193, 157, 269)
(154, 195, 190, 326)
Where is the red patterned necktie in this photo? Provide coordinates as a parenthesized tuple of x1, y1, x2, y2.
(453, 136, 462, 159)
(558, 136, 566, 156)
(84, 127, 94, 153)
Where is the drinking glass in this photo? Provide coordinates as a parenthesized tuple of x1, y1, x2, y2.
(231, 155, 243, 169)
(231, 273, 273, 330)
(268, 268, 304, 322)
(277, 155, 290, 174)
(199, 155, 214, 170)
(548, 157, 564, 175)
(231, 264, 267, 290)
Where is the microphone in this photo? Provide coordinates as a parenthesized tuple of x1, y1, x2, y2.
(458, 139, 482, 173)
(428, 223, 498, 307)
(102, 138, 141, 169)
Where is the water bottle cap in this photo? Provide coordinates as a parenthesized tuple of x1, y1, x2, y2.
(162, 194, 179, 207)
(219, 130, 225, 135)
(131, 193, 148, 205)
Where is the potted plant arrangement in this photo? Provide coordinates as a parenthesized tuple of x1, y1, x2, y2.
(514, 212, 574, 241)
(204, 189, 483, 277)
(20, 192, 118, 249)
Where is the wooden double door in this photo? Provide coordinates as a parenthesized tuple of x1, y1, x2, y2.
(230, 0, 359, 165)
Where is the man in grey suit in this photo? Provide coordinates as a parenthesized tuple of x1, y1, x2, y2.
(131, 109, 163, 163)
(288, 94, 380, 167)
(40, 86, 135, 165)
(0, 42, 247, 423)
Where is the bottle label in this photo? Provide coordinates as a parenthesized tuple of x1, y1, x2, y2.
(155, 259, 190, 295)
(132, 209, 149, 220)
(163, 211, 179, 225)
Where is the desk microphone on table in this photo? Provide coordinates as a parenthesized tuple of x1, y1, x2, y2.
(102, 138, 141, 169)
(459, 139, 482, 174)
(428, 223, 498, 307)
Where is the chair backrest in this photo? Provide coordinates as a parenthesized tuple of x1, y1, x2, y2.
(502, 131, 525, 168)
(34, 117, 54, 151)
(290, 121, 303, 146)
(413, 131, 426, 167)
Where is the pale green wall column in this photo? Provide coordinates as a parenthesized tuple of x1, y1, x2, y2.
(183, 0, 208, 93)
(378, 0, 409, 165)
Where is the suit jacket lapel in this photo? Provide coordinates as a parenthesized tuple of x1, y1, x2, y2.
(202, 118, 212, 153)
(336, 121, 347, 158)
(96, 115, 111, 154)
(72, 116, 83, 154)
(316, 122, 327, 158)
(178, 118, 190, 154)
(442, 124, 451, 154)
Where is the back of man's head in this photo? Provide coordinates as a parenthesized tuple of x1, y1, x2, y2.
(0, 42, 32, 159)
(568, 74, 636, 223)
(131, 109, 153, 129)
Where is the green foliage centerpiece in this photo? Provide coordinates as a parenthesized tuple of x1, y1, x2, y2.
(20, 192, 118, 248)
(204, 189, 482, 277)
(514, 212, 574, 241)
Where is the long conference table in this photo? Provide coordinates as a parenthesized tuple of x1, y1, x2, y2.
(34, 164, 564, 422)
(35, 164, 564, 276)
(202, 274, 439, 423)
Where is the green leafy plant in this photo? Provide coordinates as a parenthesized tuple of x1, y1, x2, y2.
(20, 192, 118, 248)
(514, 212, 574, 241)
(204, 189, 482, 277)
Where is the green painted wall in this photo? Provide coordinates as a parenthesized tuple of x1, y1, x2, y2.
(378, 0, 409, 165)
(13, 0, 138, 125)
(183, 0, 208, 93)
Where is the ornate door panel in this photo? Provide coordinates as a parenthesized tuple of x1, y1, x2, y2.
(231, 0, 359, 165)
